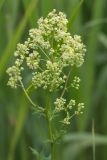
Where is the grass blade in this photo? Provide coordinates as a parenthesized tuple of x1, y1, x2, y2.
(0, 0, 5, 10)
(92, 120, 96, 160)
(22, 0, 38, 27)
(80, 0, 105, 129)
(0, 0, 38, 78)
(7, 96, 29, 160)
(68, 0, 84, 30)
(63, 132, 107, 160)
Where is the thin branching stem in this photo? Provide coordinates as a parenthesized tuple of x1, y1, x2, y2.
(20, 80, 37, 107)
(60, 70, 71, 98)
(26, 83, 33, 93)
(20, 80, 45, 115)
(38, 45, 50, 60)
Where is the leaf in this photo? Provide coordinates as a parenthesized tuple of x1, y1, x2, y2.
(30, 147, 39, 157)
(63, 133, 107, 160)
(99, 33, 107, 49)
(30, 147, 51, 160)
(82, 18, 107, 31)
(0, 0, 5, 10)
(79, 0, 105, 129)
(68, 0, 84, 30)
(44, 155, 51, 160)
(63, 133, 107, 144)
(0, 0, 38, 79)
(39, 151, 51, 160)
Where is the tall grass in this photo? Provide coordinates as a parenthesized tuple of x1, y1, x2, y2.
(0, 0, 107, 160)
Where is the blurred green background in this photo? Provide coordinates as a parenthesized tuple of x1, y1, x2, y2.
(0, 0, 107, 160)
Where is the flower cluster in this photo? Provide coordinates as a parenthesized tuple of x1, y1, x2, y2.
(6, 42, 29, 88)
(32, 60, 65, 91)
(26, 51, 40, 69)
(54, 97, 66, 112)
(54, 97, 84, 125)
(71, 76, 80, 90)
(7, 9, 86, 91)
(6, 9, 86, 127)
(75, 103, 85, 115)
(6, 66, 22, 88)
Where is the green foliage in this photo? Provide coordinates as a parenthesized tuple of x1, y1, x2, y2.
(0, 0, 107, 160)
(68, 0, 84, 30)
(63, 133, 107, 160)
(30, 147, 51, 160)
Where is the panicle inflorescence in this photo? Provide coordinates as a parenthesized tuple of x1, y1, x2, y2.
(6, 9, 86, 126)
(54, 97, 84, 125)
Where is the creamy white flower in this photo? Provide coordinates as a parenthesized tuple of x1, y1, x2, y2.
(54, 97, 66, 112)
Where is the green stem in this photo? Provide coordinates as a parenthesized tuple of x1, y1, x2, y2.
(60, 70, 71, 98)
(49, 117, 55, 160)
(20, 81, 44, 113)
(20, 80, 36, 107)
(21, 80, 55, 159)
(38, 45, 50, 60)
(51, 143, 55, 160)
(49, 122, 55, 160)
(45, 105, 55, 160)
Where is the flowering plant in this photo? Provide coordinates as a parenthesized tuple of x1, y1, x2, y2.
(7, 9, 86, 160)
